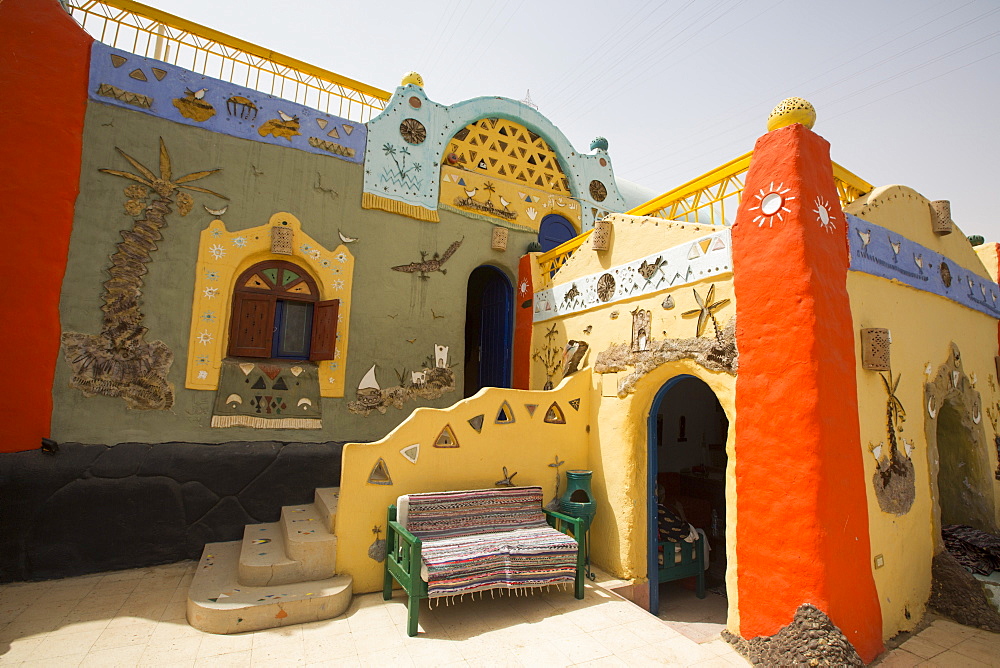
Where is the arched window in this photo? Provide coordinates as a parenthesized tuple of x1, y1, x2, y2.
(227, 260, 339, 361)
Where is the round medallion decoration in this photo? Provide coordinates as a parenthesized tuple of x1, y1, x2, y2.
(408, 96, 422, 109)
(399, 118, 426, 144)
(590, 180, 608, 202)
(596, 273, 616, 302)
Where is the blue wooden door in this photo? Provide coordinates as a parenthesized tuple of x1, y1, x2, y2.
(538, 214, 576, 252)
(477, 270, 512, 389)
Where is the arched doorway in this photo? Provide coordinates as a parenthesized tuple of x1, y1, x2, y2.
(647, 375, 729, 616)
(538, 214, 576, 252)
(464, 266, 513, 397)
(935, 398, 995, 531)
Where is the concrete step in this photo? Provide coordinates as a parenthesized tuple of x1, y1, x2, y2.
(314, 487, 339, 532)
(280, 503, 337, 581)
(188, 541, 352, 634)
(237, 522, 299, 587)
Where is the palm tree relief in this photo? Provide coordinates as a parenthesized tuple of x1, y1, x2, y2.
(61, 139, 227, 410)
(869, 369, 915, 514)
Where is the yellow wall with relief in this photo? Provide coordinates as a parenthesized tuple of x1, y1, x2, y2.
(438, 116, 583, 230)
(185, 212, 354, 397)
(525, 213, 740, 630)
(845, 186, 1000, 640)
(335, 373, 591, 593)
(439, 165, 582, 231)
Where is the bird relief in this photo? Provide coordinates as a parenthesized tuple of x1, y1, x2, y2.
(172, 87, 215, 122)
(258, 111, 301, 140)
(454, 180, 518, 221)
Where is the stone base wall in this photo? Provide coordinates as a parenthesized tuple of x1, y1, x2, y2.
(0, 441, 348, 582)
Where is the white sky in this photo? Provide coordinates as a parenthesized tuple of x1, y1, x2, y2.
(139, 0, 998, 240)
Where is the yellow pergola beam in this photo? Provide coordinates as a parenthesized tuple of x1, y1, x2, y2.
(74, 0, 391, 102)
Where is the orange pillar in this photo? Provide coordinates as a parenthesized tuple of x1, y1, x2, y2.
(732, 123, 883, 661)
(0, 0, 93, 452)
(512, 254, 534, 389)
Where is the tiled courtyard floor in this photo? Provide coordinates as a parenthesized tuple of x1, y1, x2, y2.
(0, 561, 997, 666)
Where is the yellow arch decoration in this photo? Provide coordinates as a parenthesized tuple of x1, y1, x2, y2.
(185, 212, 354, 398)
(439, 117, 582, 231)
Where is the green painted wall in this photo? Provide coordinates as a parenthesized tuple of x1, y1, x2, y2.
(52, 101, 532, 444)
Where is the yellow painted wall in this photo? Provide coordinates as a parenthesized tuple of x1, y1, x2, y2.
(335, 373, 592, 593)
(845, 185, 1000, 640)
(185, 213, 355, 397)
(528, 213, 741, 631)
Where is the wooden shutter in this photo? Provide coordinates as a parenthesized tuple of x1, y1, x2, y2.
(228, 292, 275, 358)
(309, 299, 340, 361)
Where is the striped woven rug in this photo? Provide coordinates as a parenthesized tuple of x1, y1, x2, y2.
(400, 487, 579, 598)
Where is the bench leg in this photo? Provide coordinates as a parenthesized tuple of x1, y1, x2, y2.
(696, 568, 706, 599)
(383, 567, 393, 601)
(406, 595, 420, 637)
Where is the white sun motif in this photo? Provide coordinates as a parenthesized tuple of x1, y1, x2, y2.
(335, 252, 348, 264)
(310, 249, 322, 260)
(197, 370, 208, 379)
(232, 236, 247, 248)
(196, 330, 214, 345)
(748, 182, 794, 228)
(331, 279, 345, 291)
(813, 196, 836, 233)
(209, 244, 226, 259)
(519, 279, 529, 296)
(203, 286, 219, 299)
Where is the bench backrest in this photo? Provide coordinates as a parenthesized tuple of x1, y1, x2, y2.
(398, 486, 547, 540)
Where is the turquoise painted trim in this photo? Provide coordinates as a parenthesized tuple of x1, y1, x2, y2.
(363, 85, 626, 229)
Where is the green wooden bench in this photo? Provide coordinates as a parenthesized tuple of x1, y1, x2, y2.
(382, 486, 586, 636)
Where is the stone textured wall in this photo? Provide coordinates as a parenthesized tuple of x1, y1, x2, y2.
(0, 441, 347, 582)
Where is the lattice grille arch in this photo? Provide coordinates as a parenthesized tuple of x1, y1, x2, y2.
(448, 118, 571, 196)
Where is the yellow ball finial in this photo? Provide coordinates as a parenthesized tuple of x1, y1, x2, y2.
(401, 71, 424, 87)
(767, 97, 816, 131)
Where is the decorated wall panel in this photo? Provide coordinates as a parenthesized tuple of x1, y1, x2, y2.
(533, 229, 732, 322)
(362, 83, 624, 227)
(186, 213, 354, 398)
(89, 43, 365, 163)
(848, 214, 1000, 320)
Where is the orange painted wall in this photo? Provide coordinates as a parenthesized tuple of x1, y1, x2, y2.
(731, 124, 883, 661)
(0, 0, 92, 452)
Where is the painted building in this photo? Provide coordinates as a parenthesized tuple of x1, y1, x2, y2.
(2, 0, 999, 662)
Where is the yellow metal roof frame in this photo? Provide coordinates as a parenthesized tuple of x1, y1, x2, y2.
(70, 0, 391, 102)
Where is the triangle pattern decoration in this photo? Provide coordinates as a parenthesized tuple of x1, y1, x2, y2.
(368, 457, 392, 485)
(444, 117, 571, 197)
(711, 236, 727, 251)
(434, 424, 460, 448)
(495, 401, 515, 424)
(316, 118, 328, 129)
(151, 68, 167, 81)
(699, 239, 712, 254)
(468, 414, 485, 433)
(110, 54, 127, 68)
(544, 402, 566, 424)
(400, 443, 420, 464)
(568, 398, 581, 411)
(524, 403, 538, 417)
(688, 243, 702, 260)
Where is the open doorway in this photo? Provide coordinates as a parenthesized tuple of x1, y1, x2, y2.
(647, 375, 729, 623)
(464, 266, 513, 397)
